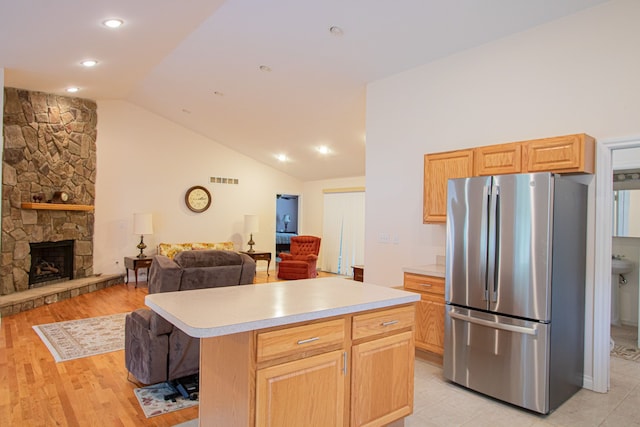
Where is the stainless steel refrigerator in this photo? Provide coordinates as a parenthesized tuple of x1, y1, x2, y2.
(443, 172, 587, 414)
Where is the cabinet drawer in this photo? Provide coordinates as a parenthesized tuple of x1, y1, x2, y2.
(257, 319, 345, 363)
(352, 306, 415, 341)
(403, 273, 444, 296)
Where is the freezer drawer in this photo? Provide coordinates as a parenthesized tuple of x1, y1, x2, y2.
(443, 306, 550, 414)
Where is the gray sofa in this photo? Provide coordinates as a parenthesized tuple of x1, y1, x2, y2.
(125, 250, 256, 384)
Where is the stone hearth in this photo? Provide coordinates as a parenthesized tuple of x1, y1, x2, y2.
(0, 274, 124, 317)
(2, 88, 97, 296)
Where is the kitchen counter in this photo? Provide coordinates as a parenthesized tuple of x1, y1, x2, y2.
(146, 277, 419, 338)
(146, 277, 420, 426)
(403, 264, 445, 278)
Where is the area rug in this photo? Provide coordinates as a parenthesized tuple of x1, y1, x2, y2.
(611, 343, 640, 362)
(32, 312, 127, 362)
(134, 382, 198, 418)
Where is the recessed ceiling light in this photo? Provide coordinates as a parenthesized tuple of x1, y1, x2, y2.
(329, 26, 344, 36)
(259, 65, 272, 72)
(276, 154, 288, 162)
(316, 146, 330, 155)
(103, 19, 124, 28)
(81, 60, 98, 67)
(66, 87, 79, 93)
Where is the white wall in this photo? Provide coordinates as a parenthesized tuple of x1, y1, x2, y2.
(94, 100, 303, 275)
(365, 0, 640, 389)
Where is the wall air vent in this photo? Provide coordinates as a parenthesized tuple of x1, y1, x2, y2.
(210, 177, 239, 184)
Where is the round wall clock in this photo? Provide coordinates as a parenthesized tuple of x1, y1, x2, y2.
(185, 185, 212, 213)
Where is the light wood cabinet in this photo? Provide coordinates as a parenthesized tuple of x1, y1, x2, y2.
(404, 273, 445, 358)
(474, 142, 523, 176)
(424, 133, 595, 223)
(205, 305, 416, 427)
(423, 149, 474, 223)
(256, 350, 346, 427)
(525, 133, 595, 174)
(351, 331, 414, 427)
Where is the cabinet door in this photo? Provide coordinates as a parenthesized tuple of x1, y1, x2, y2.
(524, 133, 595, 173)
(474, 142, 522, 176)
(351, 331, 414, 427)
(415, 293, 445, 355)
(256, 350, 346, 427)
(423, 150, 474, 223)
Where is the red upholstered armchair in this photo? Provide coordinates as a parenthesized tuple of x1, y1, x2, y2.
(277, 235, 321, 280)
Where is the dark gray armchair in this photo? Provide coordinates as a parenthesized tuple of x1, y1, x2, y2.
(125, 250, 256, 384)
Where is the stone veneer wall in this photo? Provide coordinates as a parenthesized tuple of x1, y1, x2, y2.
(2, 88, 97, 295)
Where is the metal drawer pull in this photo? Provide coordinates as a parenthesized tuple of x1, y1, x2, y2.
(297, 337, 320, 345)
(381, 320, 399, 327)
(419, 283, 432, 287)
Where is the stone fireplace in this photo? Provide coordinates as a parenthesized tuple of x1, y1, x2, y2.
(2, 88, 97, 296)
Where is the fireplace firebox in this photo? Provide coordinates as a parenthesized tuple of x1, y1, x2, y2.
(29, 240, 74, 287)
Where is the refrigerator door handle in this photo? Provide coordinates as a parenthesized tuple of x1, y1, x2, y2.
(448, 309, 538, 336)
(491, 186, 500, 302)
(480, 183, 490, 301)
(486, 184, 499, 302)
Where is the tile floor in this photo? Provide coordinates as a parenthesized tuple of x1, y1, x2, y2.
(178, 354, 640, 427)
(407, 355, 640, 426)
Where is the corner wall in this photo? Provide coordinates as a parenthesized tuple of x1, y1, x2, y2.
(94, 100, 303, 276)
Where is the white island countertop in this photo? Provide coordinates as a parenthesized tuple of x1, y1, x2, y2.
(146, 277, 420, 338)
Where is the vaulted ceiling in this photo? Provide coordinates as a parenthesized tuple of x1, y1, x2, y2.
(0, 0, 608, 180)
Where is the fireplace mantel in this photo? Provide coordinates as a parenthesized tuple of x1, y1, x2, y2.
(21, 203, 94, 212)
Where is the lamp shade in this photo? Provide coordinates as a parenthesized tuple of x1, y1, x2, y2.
(244, 214, 259, 233)
(283, 214, 291, 224)
(133, 213, 153, 235)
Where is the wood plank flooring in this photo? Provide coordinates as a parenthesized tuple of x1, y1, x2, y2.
(0, 270, 340, 426)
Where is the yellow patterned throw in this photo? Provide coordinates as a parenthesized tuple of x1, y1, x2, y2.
(157, 242, 234, 259)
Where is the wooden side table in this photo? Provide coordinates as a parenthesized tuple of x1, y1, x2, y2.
(240, 251, 272, 276)
(352, 265, 364, 282)
(124, 256, 153, 287)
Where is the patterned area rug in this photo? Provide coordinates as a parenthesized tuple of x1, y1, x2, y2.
(32, 313, 127, 362)
(134, 382, 198, 418)
(611, 324, 640, 363)
(611, 343, 640, 362)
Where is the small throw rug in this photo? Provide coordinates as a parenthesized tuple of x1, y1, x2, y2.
(611, 343, 640, 362)
(134, 382, 198, 418)
(33, 312, 127, 362)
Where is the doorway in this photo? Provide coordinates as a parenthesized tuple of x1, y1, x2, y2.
(594, 137, 640, 393)
(610, 146, 640, 353)
(275, 194, 299, 258)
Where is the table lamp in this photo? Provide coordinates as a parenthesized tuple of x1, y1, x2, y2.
(283, 214, 291, 232)
(244, 214, 259, 253)
(133, 213, 153, 258)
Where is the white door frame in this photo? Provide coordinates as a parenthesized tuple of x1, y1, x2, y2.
(593, 136, 640, 393)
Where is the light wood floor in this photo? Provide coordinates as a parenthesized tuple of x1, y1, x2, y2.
(0, 270, 340, 426)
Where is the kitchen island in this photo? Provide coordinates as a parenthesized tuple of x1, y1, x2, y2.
(146, 277, 419, 427)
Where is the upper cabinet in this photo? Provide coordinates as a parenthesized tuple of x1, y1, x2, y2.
(423, 133, 595, 224)
(474, 142, 523, 176)
(423, 149, 474, 223)
(525, 133, 595, 174)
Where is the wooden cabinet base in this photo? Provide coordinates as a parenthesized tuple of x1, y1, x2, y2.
(198, 306, 415, 427)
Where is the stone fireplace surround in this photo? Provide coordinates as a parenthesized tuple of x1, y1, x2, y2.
(1, 88, 123, 309)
